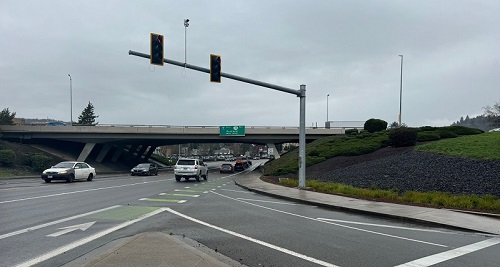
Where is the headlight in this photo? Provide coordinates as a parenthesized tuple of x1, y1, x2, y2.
(59, 170, 69, 174)
(42, 170, 47, 174)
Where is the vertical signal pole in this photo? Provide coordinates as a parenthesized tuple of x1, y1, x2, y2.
(298, 84, 306, 188)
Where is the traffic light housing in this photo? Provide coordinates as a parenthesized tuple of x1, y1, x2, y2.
(150, 33, 164, 66)
(210, 54, 221, 83)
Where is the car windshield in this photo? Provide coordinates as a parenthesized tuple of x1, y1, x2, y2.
(52, 162, 75, 168)
(177, 160, 195, 165)
(136, 164, 150, 167)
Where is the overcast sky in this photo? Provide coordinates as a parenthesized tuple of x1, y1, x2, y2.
(1, 0, 499, 128)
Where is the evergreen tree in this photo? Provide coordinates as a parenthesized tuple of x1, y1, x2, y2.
(77, 102, 99, 125)
(0, 108, 16, 125)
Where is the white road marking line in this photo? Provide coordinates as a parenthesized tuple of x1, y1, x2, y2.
(236, 198, 300, 205)
(395, 237, 500, 267)
(166, 208, 339, 267)
(0, 205, 121, 240)
(317, 218, 454, 233)
(14, 208, 168, 267)
(211, 191, 447, 248)
(219, 188, 253, 194)
(0, 179, 170, 204)
(178, 200, 187, 203)
(47, 221, 96, 237)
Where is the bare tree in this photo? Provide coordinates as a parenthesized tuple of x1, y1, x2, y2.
(483, 99, 500, 128)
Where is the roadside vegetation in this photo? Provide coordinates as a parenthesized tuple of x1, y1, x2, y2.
(263, 123, 500, 213)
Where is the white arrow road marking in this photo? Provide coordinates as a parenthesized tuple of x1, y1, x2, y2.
(47, 222, 96, 237)
(15, 208, 167, 267)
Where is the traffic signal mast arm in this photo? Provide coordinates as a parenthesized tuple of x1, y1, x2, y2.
(129, 50, 302, 96)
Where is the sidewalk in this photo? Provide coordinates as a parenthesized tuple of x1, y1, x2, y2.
(233, 172, 500, 235)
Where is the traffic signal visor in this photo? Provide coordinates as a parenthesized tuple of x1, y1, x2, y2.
(150, 33, 164, 66)
(210, 54, 221, 83)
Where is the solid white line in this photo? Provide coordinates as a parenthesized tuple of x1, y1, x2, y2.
(236, 198, 300, 205)
(0, 205, 121, 240)
(395, 237, 500, 267)
(14, 207, 168, 267)
(166, 208, 339, 267)
(317, 218, 453, 234)
(219, 188, 253, 194)
(0, 179, 170, 204)
(210, 191, 447, 248)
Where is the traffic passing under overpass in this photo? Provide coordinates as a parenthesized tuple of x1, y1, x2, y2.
(0, 124, 347, 164)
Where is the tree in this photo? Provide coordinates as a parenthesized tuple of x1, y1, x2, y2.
(483, 99, 500, 128)
(77, 102, 99, 125)
(363, 118, 388, 133)
(0, 108, 16, 125)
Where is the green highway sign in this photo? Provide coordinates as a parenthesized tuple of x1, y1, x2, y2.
(220, 126, 245, 136)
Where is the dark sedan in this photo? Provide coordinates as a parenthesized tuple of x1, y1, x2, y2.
(131, 163, 158, 176)
(219, 163, 234, 173)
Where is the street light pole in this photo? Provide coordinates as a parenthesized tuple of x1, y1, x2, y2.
(68, 74, 72, 126)
(398, 55, 403, 126)
(326, 94, 330, 122)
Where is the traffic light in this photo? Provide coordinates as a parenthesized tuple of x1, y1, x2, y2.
(150, 33, 164, 66)
(210, 54, 221, 83)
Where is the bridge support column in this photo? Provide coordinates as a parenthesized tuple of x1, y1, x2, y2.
(144, 146, 157, 161)
(111, 145, 125, 162)
(77, 143, 96, 162)
(96, 143, 112, 163)
(266, 143, 280, 159)
(135, 145, 149, 161)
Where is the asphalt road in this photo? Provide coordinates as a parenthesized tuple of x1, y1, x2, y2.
(1, 162, 499, 267)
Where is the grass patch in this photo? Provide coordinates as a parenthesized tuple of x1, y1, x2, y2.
(415, 132, 500, 160)
(278, 179, 500, 213)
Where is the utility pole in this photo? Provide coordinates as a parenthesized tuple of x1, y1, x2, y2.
(398, 55, 403, 126)
(129, 50, 308, 189)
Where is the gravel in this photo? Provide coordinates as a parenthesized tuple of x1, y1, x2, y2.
(305, 147, 500, 197)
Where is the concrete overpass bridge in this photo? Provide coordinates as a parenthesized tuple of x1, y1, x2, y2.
(0, 124, 348, 165)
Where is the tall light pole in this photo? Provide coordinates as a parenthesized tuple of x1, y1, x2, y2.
(68, 74, 72, 126)
(398, 55, 403, 126)
(326, 94, 330, 122)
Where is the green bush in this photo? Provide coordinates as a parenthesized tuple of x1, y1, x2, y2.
(364, 118, 388, 133)
(438, 130, 458, 139)
(345, 129, 359, 135)
(0, 149, 16, 166)
(30, 154, 52, 172)
(440, 126, 483, 135)
(389, 128, 418, 147)
(419, 126, 438, 132)
(417, 132, 440, 142)
(150, 154, 175, 166)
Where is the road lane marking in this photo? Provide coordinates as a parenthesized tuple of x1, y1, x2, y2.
(395, 237, 500, 267)
(166, 208, 339, 267)
(0, 205, 121, 240)
(219, 188, 253, 193)
(211, 191, 447, 248)
(236, 198, 300, 205)
(159, 193, 200, 197)
(139, 198, 187, 203)
(0, 179, 170, 204)
(47, 222, 96, 237)
(14, 207, 168, 267)
(317, 218, 454, 234)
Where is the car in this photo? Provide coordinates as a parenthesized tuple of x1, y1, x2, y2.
(131, 163, 158, 176)
(174, 158, 208, 182)
(219, 163, 234, 173)
(234, 162, 245, 172)
(41, 161, 96, 183)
